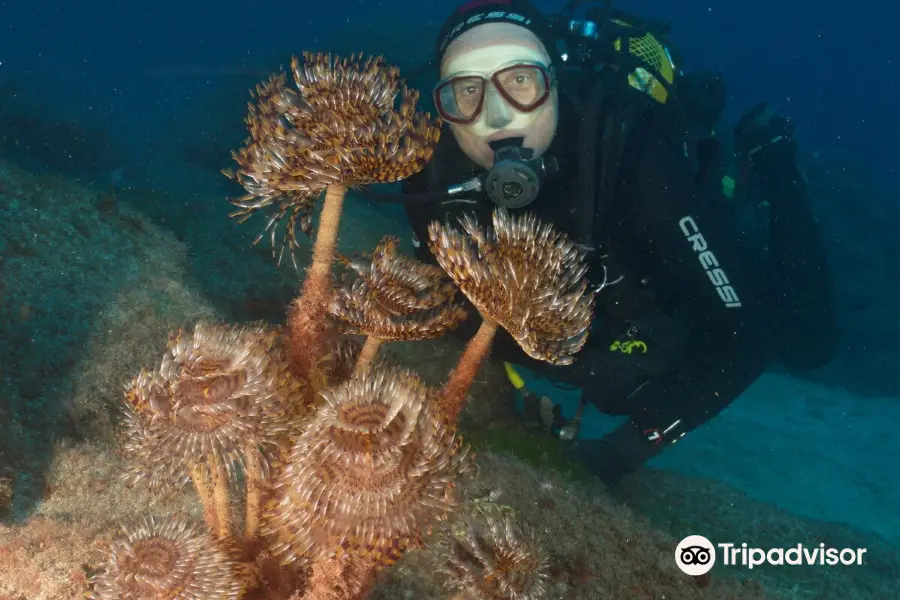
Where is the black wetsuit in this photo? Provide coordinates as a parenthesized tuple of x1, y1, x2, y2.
(401, 88, 836, 484)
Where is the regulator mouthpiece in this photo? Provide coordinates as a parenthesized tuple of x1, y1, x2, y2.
(483, 139, 558, 208)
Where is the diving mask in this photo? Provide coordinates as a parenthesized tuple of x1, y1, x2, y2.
(433, 61, 553, 124)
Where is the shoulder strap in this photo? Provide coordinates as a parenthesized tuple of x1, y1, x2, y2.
(596, 103, 632, 248)
(572, 68, 653, 255)
(572, 77, 606, 247)
(566, 9, 681, 251)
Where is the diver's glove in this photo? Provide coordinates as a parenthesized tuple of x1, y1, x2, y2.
(734, 102, 797, 171)
(566, 420, 664, 489)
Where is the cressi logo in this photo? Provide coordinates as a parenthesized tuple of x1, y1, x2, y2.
(678, 216, 742, 308)
(441, 10, 532, 52)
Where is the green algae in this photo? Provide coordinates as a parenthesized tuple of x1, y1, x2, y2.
(461, 423, 593, 482)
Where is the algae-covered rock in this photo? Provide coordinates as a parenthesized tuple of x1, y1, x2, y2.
(0, 161, 219, 445)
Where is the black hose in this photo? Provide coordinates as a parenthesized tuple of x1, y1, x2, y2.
(573, 76, 606, 246)
(359, 188, 458, 205)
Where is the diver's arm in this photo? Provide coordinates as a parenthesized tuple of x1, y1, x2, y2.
(758, 160, 836, 370)
(735, 106, 836, 371)
(572, 342, 768, 486)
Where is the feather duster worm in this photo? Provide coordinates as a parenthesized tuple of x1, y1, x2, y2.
(86, 517, 245, 600)
(263, 366, 470, 570)
(225, 52, 441, 385)
(439, 514, 549, 600)
(330, 235, 468, 373)
(427, 208, 595, 422)
(120, 322, 304, 540)
(313, 335, 364, 389)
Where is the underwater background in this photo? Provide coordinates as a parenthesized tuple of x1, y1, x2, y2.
(0, 0, 898, 598)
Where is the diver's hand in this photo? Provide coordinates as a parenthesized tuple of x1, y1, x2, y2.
(734, 103, 797, 170)
(519, 390, 569, 437)
(566, 420, 664, 488)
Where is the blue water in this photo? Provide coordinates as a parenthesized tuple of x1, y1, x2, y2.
(1, 1, 898, 598)
(2, 1, 896, 188)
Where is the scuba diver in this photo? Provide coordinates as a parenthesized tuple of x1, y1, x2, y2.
(391, 0, 836, 487)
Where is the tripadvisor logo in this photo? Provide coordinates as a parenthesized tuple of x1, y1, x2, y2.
(675, 535, 716, 576)
(675, 535, 868, 575)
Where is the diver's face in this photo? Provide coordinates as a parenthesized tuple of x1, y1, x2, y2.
(440, 23, 558, 169)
